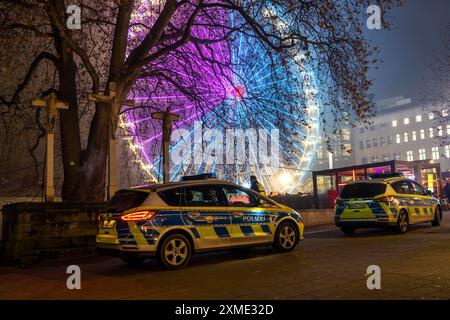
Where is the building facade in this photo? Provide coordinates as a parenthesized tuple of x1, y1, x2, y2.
(353, 97, 450, 173)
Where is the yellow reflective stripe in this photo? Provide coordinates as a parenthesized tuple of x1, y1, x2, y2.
(252, 225, 267, 236)
(226, 226, 244, 238)
(127, 221, 148, 246)
(195, 226, 219, 239)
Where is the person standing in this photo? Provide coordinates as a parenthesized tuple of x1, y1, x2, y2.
(250, 175, 266, 196)
(444, 179, 450, 200)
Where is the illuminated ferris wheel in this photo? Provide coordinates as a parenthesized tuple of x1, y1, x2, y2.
(121, 2, 321, 193)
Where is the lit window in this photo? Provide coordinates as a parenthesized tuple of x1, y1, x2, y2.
(443, 109, 448, 117)
(403, 132, 408, 143)
(412, 131, 417, 141)
(406, 150, 414, 161)
(416, 115, 422, 122)
(394, 152, 401, 160)
(432, 147, 439, 160)
(447, 124, 450, 135)
(383, 154, 389, 161)
(445, 146, 450, 158)
(429, 128, 434, 138)
(392, 120, 397, 127)
(396, 134, 401, 144)
(420, 129, 425, 140)
(438, 126, 443, 136)
(419, 148, 426, 160)
(429, 113, 434, 120)
(404, 117, 410, 125)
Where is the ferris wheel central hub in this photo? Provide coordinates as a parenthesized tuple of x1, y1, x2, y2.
(231, 84, 246, 100)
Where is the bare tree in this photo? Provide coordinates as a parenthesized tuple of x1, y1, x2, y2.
(0, 0, 399, 201)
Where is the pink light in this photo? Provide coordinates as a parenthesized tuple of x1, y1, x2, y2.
(231, 85, 246, 99)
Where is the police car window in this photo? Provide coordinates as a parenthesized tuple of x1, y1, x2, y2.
(392, 180, 415, 194)
(107, 190, 148, 212)
(222, 186, 258, 207)
(411, 182, 427, 196)
(183, 186, 222, 207)
(158, 188, 184, 206)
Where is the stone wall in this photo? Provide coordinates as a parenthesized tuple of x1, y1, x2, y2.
(0, 201, 333, 267)
(0, 202, 106, 266)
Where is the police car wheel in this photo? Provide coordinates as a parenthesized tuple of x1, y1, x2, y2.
(431, 207, 442, 226)
(273, 221, 298, 253)
(158, 233, 192, 270)
(396, 211, 409, 234)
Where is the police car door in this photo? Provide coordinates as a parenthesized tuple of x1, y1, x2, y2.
(221, 185, 272, 246)
(181, 185, 232, 250)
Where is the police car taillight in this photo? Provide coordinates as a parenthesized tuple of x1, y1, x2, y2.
(121, 210, 156, 221)
(374, 196, 395, 203)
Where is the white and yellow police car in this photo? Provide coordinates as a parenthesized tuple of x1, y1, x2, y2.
(96, 174, 304, 270)
(335, 173, 442, 234)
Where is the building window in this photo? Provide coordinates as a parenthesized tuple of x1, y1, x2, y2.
(370, 125, 375, 131)
(373, 138, 378, 147)
(420, 129, 425, 140)
(406, 150, 414, 162)
(443, 109, 448, 117)
(445, 146, 450, 158)
(380, 123, 387, 130)
(429, 112, 434, 120)
(447, 124, 450, 135)
(316, 149, 323, 160)
(359, 128, 364, 134)
(429, 128, 434, 138)
(432, 147, 439, 160)
(438, 126, 443, 136)
(404, 117, 410, 125)
(359, 141, 364, 150)
(416, 115, 422, 122)
(419, 148, 426, 160)
(394, 152, 401, 160)
(361, 157, 368, 164)
(380, 137, 385, 146)
(392, 120, 397, 127)
(371, 156, 378, 163)
(395, 134, 401, 144)
(383, 154, 390, 161)
(412, 131, 417, 141)
(403, 132, 408, 143)
(366, 139, 371, 148)
(387, 136, 393, 145)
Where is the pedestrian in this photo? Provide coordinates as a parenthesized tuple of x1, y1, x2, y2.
(444, 179, 450, 200)
(250, 175, 266, 196)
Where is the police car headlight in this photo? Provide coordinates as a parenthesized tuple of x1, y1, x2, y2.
(121, 210, 156, 221)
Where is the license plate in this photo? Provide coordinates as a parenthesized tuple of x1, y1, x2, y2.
(347, 203, 366, 209)
(101, 220, 116, 229)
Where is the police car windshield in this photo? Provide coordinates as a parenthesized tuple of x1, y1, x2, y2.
(340, 183, 387, 199)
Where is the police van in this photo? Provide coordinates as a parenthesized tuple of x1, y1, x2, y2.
(96, 174, 304, 269)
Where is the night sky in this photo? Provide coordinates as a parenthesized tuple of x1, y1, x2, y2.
(366, 0, 450, 104)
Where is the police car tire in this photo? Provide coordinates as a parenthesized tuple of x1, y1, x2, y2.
(273, 221, 299, 253)
(157, 233, 192, 270)
(396, 211, 409, 234)
(431, 207, 442, 227)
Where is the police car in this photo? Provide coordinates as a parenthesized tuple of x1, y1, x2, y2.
(96, 174, 304, 269)
(334, 173, 442, 235)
